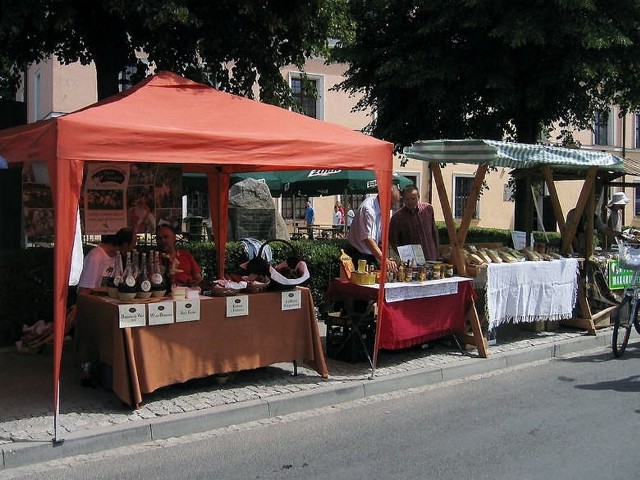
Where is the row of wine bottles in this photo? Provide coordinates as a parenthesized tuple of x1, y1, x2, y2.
(106, 250, 170, 300)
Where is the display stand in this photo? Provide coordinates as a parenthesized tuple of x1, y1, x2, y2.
(403, 140, 627, 338)
(75, 287, 328, 407)
(324, 278, 487, 371)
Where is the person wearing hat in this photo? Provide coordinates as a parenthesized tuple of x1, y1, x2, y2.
(566, 191, 628, 253)
(606, 191, 629, 235)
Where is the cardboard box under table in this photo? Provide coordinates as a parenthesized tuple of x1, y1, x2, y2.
(75, 287, 328, 407)
(325, 277, 484, 357)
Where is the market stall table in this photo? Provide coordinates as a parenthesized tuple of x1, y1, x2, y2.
(75, 287, 328, 407)
(325, 277, 486, 362)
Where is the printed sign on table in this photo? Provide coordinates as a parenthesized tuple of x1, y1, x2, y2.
(397, 244, 426, 265)
(281, 290, 302, 311)
(226, 295, 249, 317)
(175, 299, 201, 322)
(148, 301, 175, 325)
(118, 304, 146, 328)
(511, 230, 535, 250)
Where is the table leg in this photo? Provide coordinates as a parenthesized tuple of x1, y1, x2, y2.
(459, 300, 488, 358)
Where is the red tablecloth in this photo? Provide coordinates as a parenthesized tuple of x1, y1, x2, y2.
(325, 279, 477, 350)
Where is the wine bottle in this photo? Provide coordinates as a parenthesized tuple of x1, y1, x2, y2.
(135, 252, 152, 299)
(106, 251, 123, 299)
(161, 253, 173, 296)
(117, 252, 137, 300)
(150, 251, 167, 297)
(131, 250, 140, 280)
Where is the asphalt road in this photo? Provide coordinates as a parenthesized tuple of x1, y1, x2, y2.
(5, 344, 640, 480)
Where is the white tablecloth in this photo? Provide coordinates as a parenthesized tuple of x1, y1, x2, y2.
(486, 258, 579, 329)
(358, 276, 467, 303)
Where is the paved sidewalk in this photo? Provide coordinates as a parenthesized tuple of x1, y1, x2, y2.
(0, 322, 620, 471)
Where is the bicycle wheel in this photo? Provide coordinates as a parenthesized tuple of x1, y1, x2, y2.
(612, 296, 633, 357)
(634, 301, 640, 335)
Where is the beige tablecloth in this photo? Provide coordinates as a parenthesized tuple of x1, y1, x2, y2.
(75, 287, 328, 407)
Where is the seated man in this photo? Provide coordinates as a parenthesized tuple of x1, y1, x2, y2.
(156, 225, 203, 287)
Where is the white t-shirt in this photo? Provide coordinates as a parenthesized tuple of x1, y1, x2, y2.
(346, 209, 355, 227)
(333, 210, 343, 226)
(346, 195, 380, 255)
(77, 246, 114, 289)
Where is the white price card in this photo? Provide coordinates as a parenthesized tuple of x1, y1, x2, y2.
(147, 301, 175, 325)
(397, 244, 426, 265)
(226, 295, 249, 317)
(511, 230, 535, 250)
(281, 289, 302, 311)
(175, 299, 201, 322)
(118, 304, 146, 328)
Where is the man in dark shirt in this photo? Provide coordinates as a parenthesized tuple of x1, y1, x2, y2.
(389, 185, 440, 261)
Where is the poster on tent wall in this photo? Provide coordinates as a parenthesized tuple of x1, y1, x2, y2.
(83, 163, 183, 235)
(147, 164, 183, 232)
(84, 163, 131, 234)
(22, 162, 54, 240)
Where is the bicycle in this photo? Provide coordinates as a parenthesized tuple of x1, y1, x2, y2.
(612, 239, 640, 357)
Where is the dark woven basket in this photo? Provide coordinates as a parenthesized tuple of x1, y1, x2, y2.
(244, 239, 307, 290)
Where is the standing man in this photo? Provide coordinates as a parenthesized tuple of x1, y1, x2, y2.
(345, 185, 401, 273)
(389, 185, 440, 262)
(156, 225, 203, 287)
(305, 200, 315, 239)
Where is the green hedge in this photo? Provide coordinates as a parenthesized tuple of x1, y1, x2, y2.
(436, 222, 561, 248)
(0, 227, 560, 346)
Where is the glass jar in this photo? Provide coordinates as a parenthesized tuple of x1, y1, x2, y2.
(432, 264, 442, 280)
(445, 264, 454, 277)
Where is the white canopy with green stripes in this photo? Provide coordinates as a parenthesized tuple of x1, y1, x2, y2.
(403, 139, 625, 170)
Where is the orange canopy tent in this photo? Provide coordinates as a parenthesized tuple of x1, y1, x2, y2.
(0, 71, 393, 442)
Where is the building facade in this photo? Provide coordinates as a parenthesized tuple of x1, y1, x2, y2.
(16, 58, 640, 235)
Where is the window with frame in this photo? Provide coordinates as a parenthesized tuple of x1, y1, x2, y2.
(453, 175, 479, 219)
(33, 71, 41, 122)
(185, 191, 209, 218)
(594, 110, 612, 146)
(290, 75, 321, 119)
(342, 193, 366, 212)
(281, 196, 308, 220)
(635, 184, 640, 217)
(635, 114, 640, 149)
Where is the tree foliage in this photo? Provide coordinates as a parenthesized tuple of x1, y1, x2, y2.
(0, 0, 340, 103)
(331, 0, 640, 150)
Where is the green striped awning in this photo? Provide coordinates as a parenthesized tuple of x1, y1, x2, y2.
(403, 139, 625, 171)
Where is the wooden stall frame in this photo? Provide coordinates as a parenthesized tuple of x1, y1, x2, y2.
(407, 141, 627, 338)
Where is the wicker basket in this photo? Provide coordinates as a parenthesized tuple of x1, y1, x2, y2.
(210, 286, 241, 297)
(243, 278, 270, 293)
(207, 280, 246, 297)
(240, 239, 310, 290)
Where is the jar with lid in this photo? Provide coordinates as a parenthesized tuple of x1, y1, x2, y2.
(397, 262, 405, 282)
(404, 264, 413, 282)
(445, 264, 454, 277)
(432, 264, 442, 280)
(418, 265, 427, 281)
